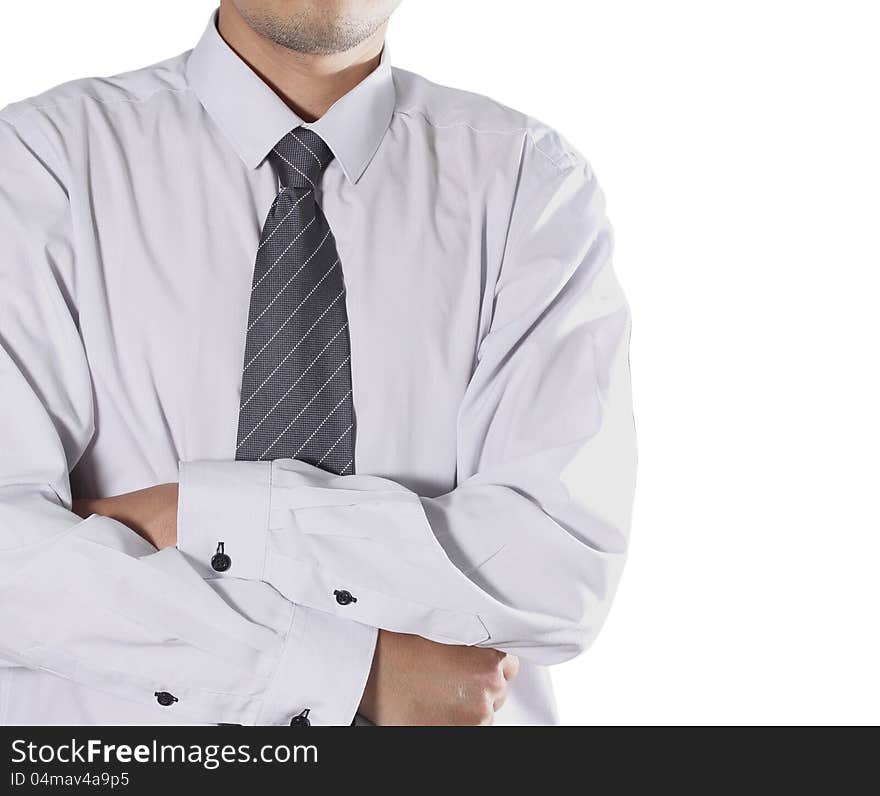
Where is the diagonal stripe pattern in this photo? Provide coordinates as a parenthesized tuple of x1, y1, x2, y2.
(236, 128, 356, 474)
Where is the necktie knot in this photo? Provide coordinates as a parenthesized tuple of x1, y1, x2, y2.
(270, 128, 334, 190)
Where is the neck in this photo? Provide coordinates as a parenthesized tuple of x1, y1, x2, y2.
(217, 2, 386, 122)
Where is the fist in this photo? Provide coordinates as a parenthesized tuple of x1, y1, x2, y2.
(359, 630, 520, 726)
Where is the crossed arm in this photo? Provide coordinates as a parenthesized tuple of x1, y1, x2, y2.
(72, 484, 520, 726)
(0, 116, 634, 725)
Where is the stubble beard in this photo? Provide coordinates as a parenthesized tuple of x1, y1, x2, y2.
(239, 7, 389, 55)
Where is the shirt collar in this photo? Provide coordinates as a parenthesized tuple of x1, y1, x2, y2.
(186, 11, 395, 184)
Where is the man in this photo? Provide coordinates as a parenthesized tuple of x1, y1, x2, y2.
(0, 1, 636, 725)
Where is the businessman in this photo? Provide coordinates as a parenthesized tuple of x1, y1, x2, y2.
(0, 1, 636, 725)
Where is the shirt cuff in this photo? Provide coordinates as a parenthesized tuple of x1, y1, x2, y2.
(177, 459, 271, 582)
(258, 605, 377, 726)
(178, 459, 376, 726)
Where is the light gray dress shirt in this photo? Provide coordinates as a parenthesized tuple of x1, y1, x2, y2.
(0, 12, 636, 725)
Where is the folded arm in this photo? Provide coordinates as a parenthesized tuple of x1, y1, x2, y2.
(176, 144, 637, 665)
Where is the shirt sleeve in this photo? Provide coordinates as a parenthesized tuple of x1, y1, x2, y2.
(178, 135, 637, 666)
(0, 114, 376, 725)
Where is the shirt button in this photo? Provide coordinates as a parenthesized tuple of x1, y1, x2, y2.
(155, 691, 178, 707)
(334, 589, 357, 606)
(211, 541, 231, 572)
(290, 709, 311, 726)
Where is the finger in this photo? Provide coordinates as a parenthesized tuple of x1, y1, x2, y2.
(501, 653, 520, 682)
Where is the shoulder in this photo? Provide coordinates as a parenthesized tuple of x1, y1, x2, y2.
(391, 66, 589, 175)
(0, 51, 191, 131)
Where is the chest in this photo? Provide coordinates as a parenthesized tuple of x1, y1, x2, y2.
(67, 143, 493, 493)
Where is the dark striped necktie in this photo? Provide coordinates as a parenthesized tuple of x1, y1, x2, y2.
(235, 127, 356, 475)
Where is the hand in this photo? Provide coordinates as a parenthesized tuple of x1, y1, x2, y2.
(359, 630, 519, 726)
(72, 483, 179, 550)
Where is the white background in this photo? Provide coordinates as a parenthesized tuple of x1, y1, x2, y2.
(2, 1, 878, 725)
